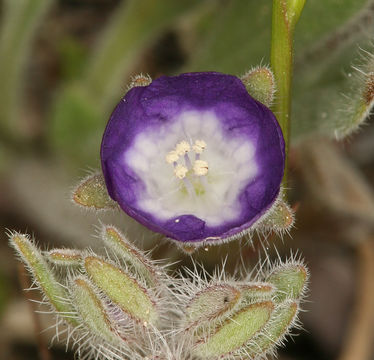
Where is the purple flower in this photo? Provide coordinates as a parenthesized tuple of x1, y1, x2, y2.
(101, 72, 285, 246)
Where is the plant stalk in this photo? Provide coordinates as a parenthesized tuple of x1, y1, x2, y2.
(271, 0, 306, 185)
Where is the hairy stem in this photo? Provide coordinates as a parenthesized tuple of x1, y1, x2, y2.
(270, 0, 306, 185)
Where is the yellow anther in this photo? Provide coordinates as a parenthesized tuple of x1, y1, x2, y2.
(193, 160, 209, 176)
(165, 150, 179, 164)
(174, 164, 188, 179)
(192, 139, 207, 154)
(175, 141, 191, 156)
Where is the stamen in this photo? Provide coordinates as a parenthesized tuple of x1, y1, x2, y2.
(165, 150, 179, 164)
(174, 164, 188, 179)
(175, 141, 191, 156)
(184, 153, 192, 169)
(192, 140, 207, 154)
(193, 160, 209, 176)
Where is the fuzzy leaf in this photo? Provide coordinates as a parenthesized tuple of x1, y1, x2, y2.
(71, 277, 116, 342)
(193, 301, 274, 358)
(186, 0, 368, 74)
(72, 172, 116, 210)
(9, 233, 76, 323)
(241, 66, 276, 107)
(84, 256, 158, 325)
(101, 225, 159, 287)
(332, 57, 374, 139)
(184, 284, 241, 329)
(267, 264, 308, 302)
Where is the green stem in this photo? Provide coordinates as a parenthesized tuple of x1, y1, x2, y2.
(270, 0, 306, 185)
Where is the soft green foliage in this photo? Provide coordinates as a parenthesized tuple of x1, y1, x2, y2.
(329, 52, 374, 139)
(241, 66, 276, 107)
(185, 0, 372, 141)
(72, 172, 116, 210)
(0, 0, 53, 140)
(9, 230, 308, 360)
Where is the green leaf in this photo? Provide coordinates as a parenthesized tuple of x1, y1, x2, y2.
(184, 0, 371, 141)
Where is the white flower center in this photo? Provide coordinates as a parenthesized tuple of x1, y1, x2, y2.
(124, 111, 258, 226)
(165, 140, 209, 196)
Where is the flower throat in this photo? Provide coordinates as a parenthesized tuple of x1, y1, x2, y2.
(165, 140, 209, 197)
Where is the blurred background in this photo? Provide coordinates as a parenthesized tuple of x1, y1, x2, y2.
(0, 1, 374, 359)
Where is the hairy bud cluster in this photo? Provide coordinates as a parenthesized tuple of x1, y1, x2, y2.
(9, 230, 308, 360)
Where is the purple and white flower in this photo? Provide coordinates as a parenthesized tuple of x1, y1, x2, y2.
(101, 72, 285, 246)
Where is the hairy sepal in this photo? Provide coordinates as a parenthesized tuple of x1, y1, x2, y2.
(127, 74, 152, 90)
(83, 255, 159, 326)
(192, 301, 274, 359)
(8, 233, 76, 323)
(267, 262, 308, 302)
(101, 225, 160, 287)
(183, 283, 241, 330)
(45, 248, 83, 266)
(72, 172, 117, 210)
(245, 300, 300, 359)
(70, 276, 117, 343)
(241, 66, 276, 107)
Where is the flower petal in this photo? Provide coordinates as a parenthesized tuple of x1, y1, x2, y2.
(101, 72, 285, 244)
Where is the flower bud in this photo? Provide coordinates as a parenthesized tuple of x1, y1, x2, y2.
(84, 256, 159, 326)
